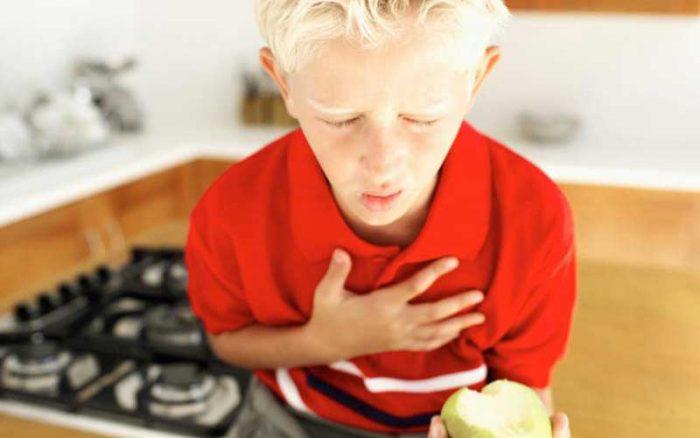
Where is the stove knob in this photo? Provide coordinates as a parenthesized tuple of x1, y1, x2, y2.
(159, 248, 182, 260)
(131, 248, 148, 263)
(58, 282, 80, 303)
(95, 265, 112, 284)
(78, 275, 103, 302)
(14, 302, 36, 322)
(37, 292, 59, 315)
(76, 274, 97, 297)
(77, 273, 95, 290)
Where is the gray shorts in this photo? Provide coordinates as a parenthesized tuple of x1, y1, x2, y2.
(226, 375, 429, 438)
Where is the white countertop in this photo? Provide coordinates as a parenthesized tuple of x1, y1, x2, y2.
(0, 125, 290, 228)
(0, 123, 698, 228)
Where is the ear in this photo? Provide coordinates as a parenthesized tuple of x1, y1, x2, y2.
(468, 45, 501, 102)
(258, 47, 298, 118)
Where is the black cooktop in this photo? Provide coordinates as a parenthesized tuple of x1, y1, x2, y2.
(0, 246, 252, 437)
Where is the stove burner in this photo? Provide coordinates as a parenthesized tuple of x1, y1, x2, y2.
(112, 316, 143, 339)
(115, 364, 241, 425)
(89, 298, 148, 339)
(141, 261, 167, 288)
(143, 304, 202, 347)
(158, 363, 204, 388)
(163, 259, 187, 297)
(151, 364, 215, 405)
(6, 342, 70, 376)
(0, 246, 250, 436)
(117, 249, 189, 301)
(1, 342, 98, 395)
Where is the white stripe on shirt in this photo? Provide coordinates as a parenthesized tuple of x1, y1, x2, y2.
(275, 360, 487, 414)
(329, 360, 488, 393)
(275, 367, 315, 414)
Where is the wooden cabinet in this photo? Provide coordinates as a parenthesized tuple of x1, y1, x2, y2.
(506, 0, 700, 15)
(0, 159, 235, 310)
(560, 184, 700, 272)
(0, 198, 101, 308)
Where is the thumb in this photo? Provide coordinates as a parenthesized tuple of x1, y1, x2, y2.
(551, 412, 570, 438)
(318, 248, 352, 293)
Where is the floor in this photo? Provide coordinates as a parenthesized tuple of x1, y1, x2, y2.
(2, 219, 699, 437)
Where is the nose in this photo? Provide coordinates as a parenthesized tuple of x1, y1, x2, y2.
(360, 132, 404, 180)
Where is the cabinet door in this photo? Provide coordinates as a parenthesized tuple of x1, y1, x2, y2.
(506, 0, 700, 14)
(111, 159, 238, 251)
(0, 163, 190, 305)
(0, 159, 237, 308)
(0, 200, 100, 309)
(559, 183, 700, 272)
(106, 163, 191, 240)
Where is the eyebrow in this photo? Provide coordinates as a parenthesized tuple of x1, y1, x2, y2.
(306, 97, 450, 116)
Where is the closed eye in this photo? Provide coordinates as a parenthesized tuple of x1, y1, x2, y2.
(321, 116, 439, 129)
(324, 117, 361, 128)
(404, 118, 438, 127)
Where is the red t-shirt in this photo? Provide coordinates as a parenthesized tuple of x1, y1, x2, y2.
(185, 120, 577, 434)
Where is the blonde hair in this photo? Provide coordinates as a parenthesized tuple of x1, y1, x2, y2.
(254, 0, 512, 75)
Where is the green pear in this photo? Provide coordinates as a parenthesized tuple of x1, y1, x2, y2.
(440, 379, 552, 438)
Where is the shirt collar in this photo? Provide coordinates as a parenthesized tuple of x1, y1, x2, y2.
(287, 120, 492, 265)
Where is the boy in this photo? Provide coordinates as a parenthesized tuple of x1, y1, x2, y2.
(185, 1, 573, 436)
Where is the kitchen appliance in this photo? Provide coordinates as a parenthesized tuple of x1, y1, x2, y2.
(0, 247, 251, 437)
(72, 55, 145, 133)
(0, 108, 33, 162)
(517, 109, 581, 144)
(27, 88, 111, 159)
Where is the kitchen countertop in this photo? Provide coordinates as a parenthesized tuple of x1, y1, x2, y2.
(0, 122, 698, 228)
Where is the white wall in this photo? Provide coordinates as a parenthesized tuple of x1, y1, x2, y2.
(130, 0, 263, 132)
(2, 2, 699, 148)
(472, 12, 700, 148)
(0, 0, 137, 110)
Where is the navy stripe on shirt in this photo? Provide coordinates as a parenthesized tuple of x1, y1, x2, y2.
(304, 369, 438, 429)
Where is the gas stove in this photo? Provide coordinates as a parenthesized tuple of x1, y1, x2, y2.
(0, 247, 251, 437)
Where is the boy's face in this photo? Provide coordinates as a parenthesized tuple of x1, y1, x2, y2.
(261, 28, 499, 229)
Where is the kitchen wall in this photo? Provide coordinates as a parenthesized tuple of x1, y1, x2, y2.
(0, 1, 137, 109)
(2, 1, 699, 148)
(478, 12, 700, 149)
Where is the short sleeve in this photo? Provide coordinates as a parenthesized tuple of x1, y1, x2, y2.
(483, 197, 578, 389)
(185, 205, 255, 335)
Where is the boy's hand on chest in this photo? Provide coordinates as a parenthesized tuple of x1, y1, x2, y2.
(303, 249, 486, 361)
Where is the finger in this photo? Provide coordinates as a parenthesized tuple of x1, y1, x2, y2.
(429, 415, 447, 438)
(406, 334, 454, 352)
(316, 248, 352, 293)
(435, 415, 448, 438)
(418, 336, 455, 351)
(551, 412, 570, 438)
(418, 336, 453, 352)
(415, 313, 486, 342)
(428, 415, 439, 438)
(392, 257, 459, 303)
(407, 290, 484, 324)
